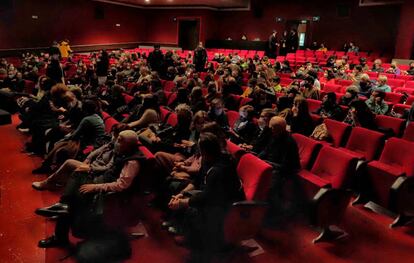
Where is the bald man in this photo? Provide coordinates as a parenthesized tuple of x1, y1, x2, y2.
(259, 116, 300, 175)
(35, 130, 146, 248)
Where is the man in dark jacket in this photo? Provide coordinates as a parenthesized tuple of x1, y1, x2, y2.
(193, 42, 207, 73)
(148, 44, 165, 74)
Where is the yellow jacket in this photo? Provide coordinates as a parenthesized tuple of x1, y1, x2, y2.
(59, 41, 72, 58)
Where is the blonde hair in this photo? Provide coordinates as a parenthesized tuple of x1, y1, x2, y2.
(360, 74, 370, 82)
(378, 75, 388, 83)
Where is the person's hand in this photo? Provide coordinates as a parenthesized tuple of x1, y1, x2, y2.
(173, 163, 185, 172)
(180, 140, 195, 148)
(168, 198, 181, 210)
(75, 164, 91, 173)
(79, 184, 98, 194)
(57, 107, 67, 113)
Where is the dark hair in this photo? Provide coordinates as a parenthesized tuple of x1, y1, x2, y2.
(374, 90, 386, 100)
(198, 132, 222, 157)
(82, 100, 98, 115)
(201, 122, 227, 150)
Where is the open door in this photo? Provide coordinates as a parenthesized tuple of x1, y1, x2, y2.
(178, 19, 200, 50)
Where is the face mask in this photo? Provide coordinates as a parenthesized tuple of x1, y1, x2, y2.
(214, 108, 223, 116)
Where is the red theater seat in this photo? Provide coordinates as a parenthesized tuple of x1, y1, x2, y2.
(392, 104, 411, 115)
(307, 99, 322, 113)
(338, 127, 384, 161)
(223, 154, 272, 244)
(298, 146, 357, 242)
(364, 138, 414, 227)
(402, 122, 414, 142)
(104, 117, 119, 133)
(384, 92, 404, 104)
(292, 133, 322, 170)
(226, 140, 246, 160)
(323, 119, 351, 147)
(226, 110, 240, 128)
(375, 115, 405, 137)
(387, 79, 405, 88)
(323, 84, 343, 93)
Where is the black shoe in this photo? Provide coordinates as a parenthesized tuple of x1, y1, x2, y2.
(35, 203, 69, 217)
(38, 235, 69, 248)
(32, 165, 51, 174)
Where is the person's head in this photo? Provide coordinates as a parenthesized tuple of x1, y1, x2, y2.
(258, 108, 276, 129)
(142, 94, 159, 111)
(239, 105, 255, 121)
(50, 83, 69, 103)
(378, 75, 388, 86)
(114, 130, 139, 155)
(372, 90, 386, 103)
(323, 92, 337, 105)
(207, 81, 217, 94)
(272, 76, 281, 85)
(374, 59, 382, 68)
(191, 110, 209, 132)
(269, 116, 287, 138)
(360, 73, 370, 83)
(111, 123, 130, 141)
(82, 99, 98, 116)
(200, 122, 227, 150)
(359, 57, 367, 66)
(409, 62, 414, 69)
(345, 85, 359, 99)
(198, 132, 222, 163)
(176, 87, 189, 103)
(210, 98, 224, 115)
(293, 96, 309, 116)
(154, 44, 161, 50)
(190, 86, 203, 101)
(175, 104, 193, 129)
(391, 61, 398, 69)
(354, 65, 363, 74)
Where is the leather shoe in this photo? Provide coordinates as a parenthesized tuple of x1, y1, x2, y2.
(35, 202, 69, 217)
(38, 235, 69, 248)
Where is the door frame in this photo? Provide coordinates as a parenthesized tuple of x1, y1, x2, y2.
(176, 16, 203, 48)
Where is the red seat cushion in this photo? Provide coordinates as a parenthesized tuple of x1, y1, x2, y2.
(292, 133, 322, 169)
(324, 118, 351, 147)
(299, 169, 331, 188)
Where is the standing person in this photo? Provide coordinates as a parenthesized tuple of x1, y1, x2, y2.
(50, 41, 61, 60)
(46, 57, 64, 84)
(287, 29, 299, 52)
(148, 44, 165, 74)
(193, 42, 207, 73)
(59, 40, 73, 59)
(267, 30, 278, 59)
(96, 50, 109, 86)
(279, 31, 288, 56)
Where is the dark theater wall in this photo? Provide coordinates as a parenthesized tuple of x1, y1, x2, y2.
(0, 0, 147, 50)
(0, 0, 403, 57)
(213, 0, 400, 54)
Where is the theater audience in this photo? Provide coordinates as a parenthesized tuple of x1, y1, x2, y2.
(340, 85, 360, 107)
(344, 100, 377, 129)
(127, 94, 161, 130)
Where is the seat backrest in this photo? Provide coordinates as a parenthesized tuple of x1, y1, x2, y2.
(345, 127, 385, 161)
(226, 110, 240, 128)
(166, 112, 177, 127)
(405, 81, 414, 89)
(379, 137, 414, 177)
(387, 79, 405, 88)
(226, 140, 246, 160)
(123, 94, 134, 104)
(311, 146, 358, 189)
(104, 117, 119, 133)
(324, 84, 343, 93)
(384, 92, 403, 104)
(392, 104, 411, 115)
(237, 154, 273, 201)
(292, 133, 322, 170)
(324, 118, 351, 147)
(375, 115, 405, 136)
(307, 99, 322, 113)
(163, 81, 176, 92)
(402, 122, 414, 142)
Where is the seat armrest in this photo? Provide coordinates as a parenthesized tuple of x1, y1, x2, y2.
(232, 200, 268, 207)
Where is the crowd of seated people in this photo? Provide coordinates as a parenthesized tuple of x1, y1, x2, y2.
(2, 41, 414, 261)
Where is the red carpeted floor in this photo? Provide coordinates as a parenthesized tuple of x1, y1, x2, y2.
(2, 115, 414, 263)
